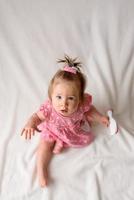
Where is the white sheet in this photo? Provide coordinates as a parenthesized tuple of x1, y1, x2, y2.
(0, 0, 134, 199)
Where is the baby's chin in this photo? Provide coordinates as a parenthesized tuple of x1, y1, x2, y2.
(59, 109, 77, 117)
(59, 110, 70, 116)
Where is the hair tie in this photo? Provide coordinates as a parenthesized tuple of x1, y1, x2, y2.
(63, 66, 77, 74)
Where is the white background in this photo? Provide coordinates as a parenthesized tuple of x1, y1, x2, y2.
(0, 0, 134, 199)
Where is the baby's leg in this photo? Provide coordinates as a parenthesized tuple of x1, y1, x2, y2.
(53, 140, 63, 154)
(37, 139, 54, 187)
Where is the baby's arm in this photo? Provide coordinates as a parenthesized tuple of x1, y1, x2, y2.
(21, 111, 45, 139)
(86, 105, 109, 127)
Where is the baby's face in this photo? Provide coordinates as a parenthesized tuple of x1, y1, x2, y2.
(51, 80, 80, 116)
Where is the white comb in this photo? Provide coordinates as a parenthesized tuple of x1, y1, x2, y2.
(107, 110, 118, 135)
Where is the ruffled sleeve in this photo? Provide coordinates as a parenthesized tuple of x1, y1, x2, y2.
(82, 93, 92, 113)
(38, 99, 52, 119)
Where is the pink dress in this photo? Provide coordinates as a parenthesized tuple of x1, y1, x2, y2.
(38, 93, 94, 148)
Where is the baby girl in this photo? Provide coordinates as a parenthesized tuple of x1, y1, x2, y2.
(21, 55, 109, 188)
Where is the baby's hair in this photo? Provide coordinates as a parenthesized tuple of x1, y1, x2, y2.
(57, 54, 82, 70)
(48, 55, 86, 101)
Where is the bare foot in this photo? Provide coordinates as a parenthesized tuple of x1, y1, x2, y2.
(38, 167, 48, 188)
(53, 141, 63, 154)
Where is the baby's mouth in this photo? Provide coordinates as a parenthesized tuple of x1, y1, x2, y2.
(61, 109, 67, 112)
(60, 109, 68, 114)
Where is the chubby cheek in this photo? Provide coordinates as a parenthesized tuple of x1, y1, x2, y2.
(70, 102, 79, 111)
(51, 99, 58, 109)
(53, 102, 60, 109)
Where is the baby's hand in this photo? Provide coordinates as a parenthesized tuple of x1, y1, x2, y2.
(100, 116, 109, 127)
(21, 113, 42, 139)
(21, 126, 35, 140)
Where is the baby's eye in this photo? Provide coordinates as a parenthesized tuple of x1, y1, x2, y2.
(68, 96, 76, 101)
(56, 95, 62, 99)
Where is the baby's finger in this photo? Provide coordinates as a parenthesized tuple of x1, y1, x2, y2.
(21, 128, 25, 136)
(31, 129, 35, 137)
(24, 129, 28, 140)
(27, 129, 32, 140)
(101, 118, 109, 127)
(105, 120, 109, 127)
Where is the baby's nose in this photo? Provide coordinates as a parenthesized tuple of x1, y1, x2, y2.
(61, 99, 68, 108)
